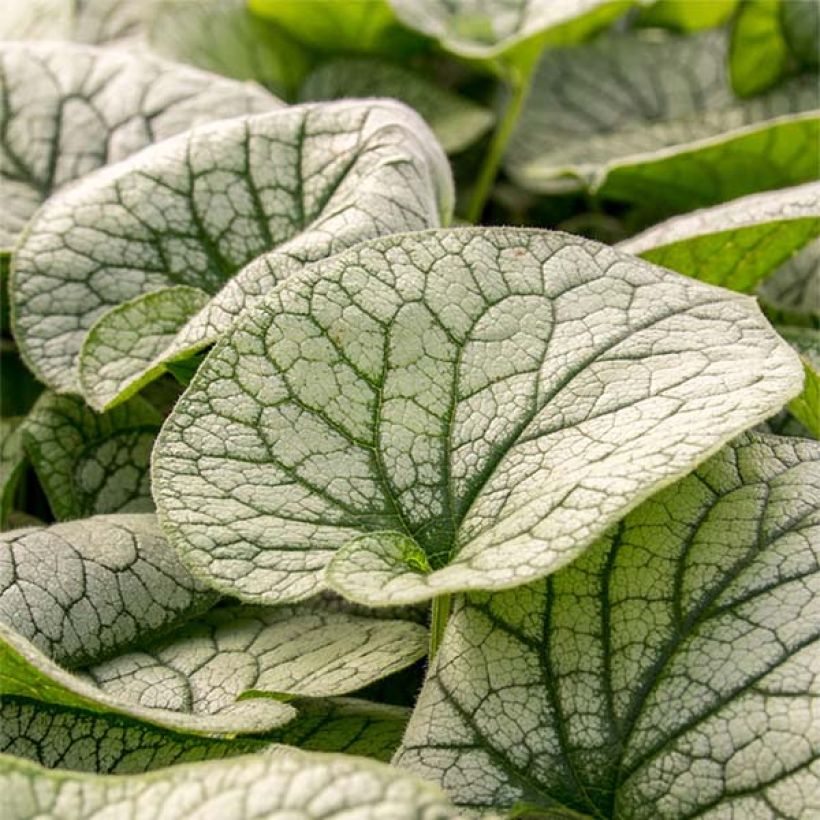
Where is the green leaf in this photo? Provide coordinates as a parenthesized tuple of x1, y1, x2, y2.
(389, 0, 633, 74)
(78, 599, 428, 708)
(635, 0, 738, 31)
(20, 393, 160, 521)
(299, 58, 494, 154)
(618, 182, 820, 292)
(12, 100, 453, 398)
(248, 0, 426, 57)
(778, 325, 820, 436)
(758, 238, 820, 323)
(0, 748, 460, 819)
(154, 228, 803, 607)
(730, 0, 790, 97)
(782, 0, 820, 68)
(0, 41, 279, 253)
(0, 514, 217, 669)
(0, 621, 296, 736)
(395, 431, 820, 817)
(0, 696, 408, 771)
(149, 0, 311, 97)
(505, 30, 820, 210)
(0, 417, 26, 529)
(78, 286, 210, 412)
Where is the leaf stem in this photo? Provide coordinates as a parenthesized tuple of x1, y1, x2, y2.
(429, 593, 452, 660)
(464, 66, 534, 224)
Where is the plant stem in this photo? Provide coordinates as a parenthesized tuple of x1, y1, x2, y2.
(429, 593, 452, 660)
(464, 67, 534, 224)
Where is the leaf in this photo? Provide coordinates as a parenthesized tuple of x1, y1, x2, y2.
(12, 100, 453, 399)
(78, 600, 428, 707)
(20, 393, 160, 520)
(0, 621, 296, 736)
(505, 30, 820, 209)
(635, 0, 738, 31)
(729, 0, 790, 97)
(782, 0, 820, 68)
(394, 432, 820, 817)
(0, 748, 461, 819)
(154, 228, 803, 607)
(0, 417, 26, 529)
(388, 0, 633, 73)
(0, 41, 279, 253)
(149, 0, 311, 97)
(0, 514, 217, 669)
(299, 58, 494, 154)
(78, 286, 210, 412)
(248, 0, 426, 57)
(778, 326, 820, 437)
(758, 237, 820, 322)
(618, 182, 820, 292)
(0, 696, 408, 772)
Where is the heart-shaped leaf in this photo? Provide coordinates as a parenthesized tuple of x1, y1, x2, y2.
(0, 515, 216, 669)
(505, 30, 819, 210)
(154, 228, 803, 607)
(0, 41, 279, 252)
(12, 100, 453, 400)
(618, 182, 820, 292)
(395, 431, 820, 818)
(0, 748, 461, 820)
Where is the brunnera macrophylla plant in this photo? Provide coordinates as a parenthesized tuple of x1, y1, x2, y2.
(0, 2, 818, 818)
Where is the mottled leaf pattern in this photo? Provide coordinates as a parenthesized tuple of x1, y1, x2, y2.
(0, 515, 216, 669)
(154, 229, 802, 606)
(396, 432, 820, 818)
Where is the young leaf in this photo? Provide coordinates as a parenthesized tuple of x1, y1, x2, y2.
(618, 182, 820, 292)
(79, 601, 427, 706)
(0, 749, 461, 819)
(730, 0, 791, 97)
(78, 286, 210, 412)
(0, 696, 408, 772)
(300, 58, 495, 154)
(505, 30, 820, 209)
(777, 326, 820, 437)
(395, 432, 820, 818)
(12, 100, 453, 399)
(0, 41, 279, 253)
(635, 0, 738, 31)
(154, 228, 803, 607)
(149, 0, 311, 97)
(0, 621, 296, 736)
(0, 514, 217, 669)
(20, 393, 160, 520)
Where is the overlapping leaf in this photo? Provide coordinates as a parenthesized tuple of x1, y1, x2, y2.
(154, 228, 802, 607)
(0, 696, 408, 772)
(618, 182, 820, 292)
(505, 30, 820, 209)
(20, 394, 160, 520)
(0, 515, 216, 669)
(0, 417, 26, 529)
(778, 325, 820, 437)
(0, 41, 279, 252)
(758, 238, 820, 323)
(300, 58, 494, 154)
(0, 749, 461, 820)
(12, 99, 453, 401)
(395, 432, 820, 818)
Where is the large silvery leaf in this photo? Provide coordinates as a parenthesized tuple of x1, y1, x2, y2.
(154, 228, 803, 607)
(300, 58, 494, 154)
(12, 100, 453, 402)
(395, 432, 820, 817)
(78, 599, 427, 710)
(389, 0, 632, 72)
(0, 515, 216, 669)
(0, 749, 461, 820)
(618, 182, 820, 292)
(0, 622, 296, 736)
(0, 696, 408, 771)
(0, 41, 279, 253)
(20, 393, 160, 520)
(149, 0, 310, 97)
(505, 30, 820, 209)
